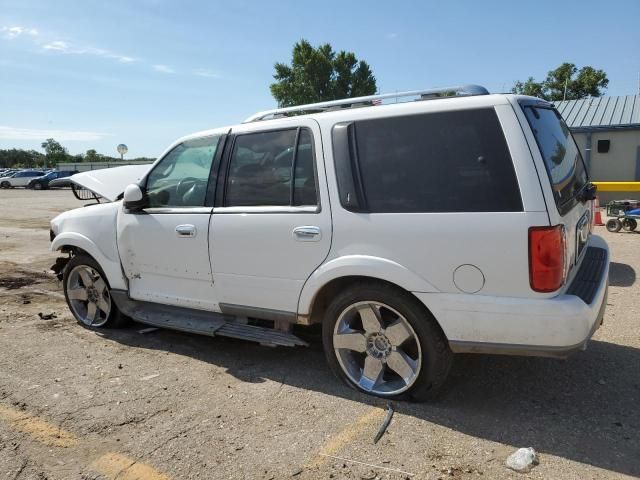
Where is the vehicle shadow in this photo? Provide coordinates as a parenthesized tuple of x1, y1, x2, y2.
(98, 326, 640, 477)
(609, 262, 636, 287)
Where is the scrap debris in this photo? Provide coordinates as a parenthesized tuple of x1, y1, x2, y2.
(373, 403, 394, 444)
(37, 312, 57, 320)
(138, 327, 160, 334)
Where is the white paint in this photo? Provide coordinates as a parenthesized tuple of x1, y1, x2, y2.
(69, 164, 151, 201)
(50, 93, 609, 354)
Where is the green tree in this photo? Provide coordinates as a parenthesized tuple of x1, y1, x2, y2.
(512, 62, 608, 101)
(270, 39, 377, 107)
(40, 138, 69, 167)
(85, 149, 101, 162)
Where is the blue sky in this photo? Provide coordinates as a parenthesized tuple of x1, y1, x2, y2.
(1, 0, 639, 158)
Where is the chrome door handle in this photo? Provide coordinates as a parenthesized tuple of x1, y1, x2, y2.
(293, 226, 321, 241)
(175, 224, 196, 237)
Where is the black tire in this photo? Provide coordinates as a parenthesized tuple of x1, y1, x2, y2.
(621, 218, 637, 232)
(322, 282, 452, 402)
(63, 253, 129, 328)
(606, 219, 622, 233)
(0, 181, 9, 188)
(33, 182, 43, 190)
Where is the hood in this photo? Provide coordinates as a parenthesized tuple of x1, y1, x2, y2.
(68, 164, 152, 201)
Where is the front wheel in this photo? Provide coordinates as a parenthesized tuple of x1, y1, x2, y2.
(322, 283, 452, 402)
(606, 218, 622, 233)
(63, 254, 128, 328)
(0, 181, 9, 188)
(33, 182, 43, 190)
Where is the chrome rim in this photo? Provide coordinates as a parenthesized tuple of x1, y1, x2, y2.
(66, 265, 111, 327)
(333, 301, 422, 396)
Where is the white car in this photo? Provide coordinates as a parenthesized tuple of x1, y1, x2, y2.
(0, 170, 46, 188)
(50, 85, 609, 401)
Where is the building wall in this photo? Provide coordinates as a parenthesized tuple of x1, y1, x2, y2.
(572, 129, 640, 203)
(57, 160, 154, 173)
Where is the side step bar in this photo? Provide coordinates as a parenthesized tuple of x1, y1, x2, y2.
(111, 291, 308, 347)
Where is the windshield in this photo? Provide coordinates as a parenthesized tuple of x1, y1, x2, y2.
(523, 105, 588, 208)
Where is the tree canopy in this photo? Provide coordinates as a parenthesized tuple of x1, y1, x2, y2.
(270, 40, 377, 107)
(0, 140, 154, 169)
(41, 138, 69, 167)
(512, 62, 608, 101)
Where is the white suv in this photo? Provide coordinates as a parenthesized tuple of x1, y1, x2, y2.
(50, 85, 609, 401)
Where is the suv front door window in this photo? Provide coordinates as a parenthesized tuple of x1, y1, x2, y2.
(146, 136, 221, 208)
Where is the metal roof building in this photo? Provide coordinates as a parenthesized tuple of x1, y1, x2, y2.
(553, 95, 640, 131)
(553, 95, 640, 201)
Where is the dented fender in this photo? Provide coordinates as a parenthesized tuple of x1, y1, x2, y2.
(50, 232, 127, 290)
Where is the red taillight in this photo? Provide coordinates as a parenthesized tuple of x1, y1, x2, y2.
(529, 225, 566, 293)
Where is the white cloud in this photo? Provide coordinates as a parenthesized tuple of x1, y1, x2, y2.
(43, 40, 69, 51)
(1, 26, 39, 39)
(193, 69, 221, 79)
(0, 126, 108, 142)
(42, 40, 137, 63)
(153, 64, 175, 74)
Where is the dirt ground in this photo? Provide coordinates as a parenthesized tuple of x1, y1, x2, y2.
(0, 188, 638, 480)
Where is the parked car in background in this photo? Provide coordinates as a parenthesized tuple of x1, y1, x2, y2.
(27, 170, 79, 190)
(0, 170, 46, 188)
(50, 85, 609, 401)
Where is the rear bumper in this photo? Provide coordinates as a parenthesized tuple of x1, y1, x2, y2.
(415, 235, 610, 358)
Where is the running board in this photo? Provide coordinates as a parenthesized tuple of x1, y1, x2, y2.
(110, 291, 308, 347)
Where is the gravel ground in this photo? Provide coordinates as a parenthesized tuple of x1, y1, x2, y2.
(0, 188, 638, 480)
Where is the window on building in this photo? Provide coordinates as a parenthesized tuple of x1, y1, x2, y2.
(597, 139, 610, 153)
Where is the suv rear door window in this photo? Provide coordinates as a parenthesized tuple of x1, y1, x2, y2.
(522, 106, 588, 209)
(341, 108, 522, 213)
(224, 128, 318, 207)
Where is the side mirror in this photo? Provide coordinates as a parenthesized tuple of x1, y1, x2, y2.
(123, 184, 146, 211)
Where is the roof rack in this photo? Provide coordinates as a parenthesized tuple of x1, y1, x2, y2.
(244, 84, 489, 122)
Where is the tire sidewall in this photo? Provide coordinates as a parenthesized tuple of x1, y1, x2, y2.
(606, 219, 622, 232)
(322, 283, 451, 401)
(62, 254, 122, 328)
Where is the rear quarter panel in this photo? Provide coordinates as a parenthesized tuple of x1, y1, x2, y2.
(306, 97, 552, 306)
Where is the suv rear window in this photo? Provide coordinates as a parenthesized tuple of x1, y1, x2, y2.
(522, 105, 588, 209)
(334, 108, 522, 213)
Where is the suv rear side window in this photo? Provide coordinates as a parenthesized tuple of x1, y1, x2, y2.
(522, 106, 588, 209)
(225, 128, 318, 207)
(339, 108, 522, 212)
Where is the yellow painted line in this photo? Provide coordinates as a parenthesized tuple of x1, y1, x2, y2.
(305, 407, 386, 469)
(89, 452, 170, 480)
(593, 181, 640, 192)
(0, 404, 78, 447)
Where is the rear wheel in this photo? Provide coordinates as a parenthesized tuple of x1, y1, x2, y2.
(0, 181, 9, 188)
(606, 218, 622, 233)
(63, 254, 128, 328)
(621, 218, 637, 231)
(33, 182, 43, 190)
(322, 282, 452, 402)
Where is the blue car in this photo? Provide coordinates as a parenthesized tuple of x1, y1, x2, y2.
(27, 170, 79, 190)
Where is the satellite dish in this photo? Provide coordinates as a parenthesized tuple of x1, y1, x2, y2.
(117, 144, 128, 160)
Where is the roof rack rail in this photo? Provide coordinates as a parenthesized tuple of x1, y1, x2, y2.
(244, 84, 489, 122)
